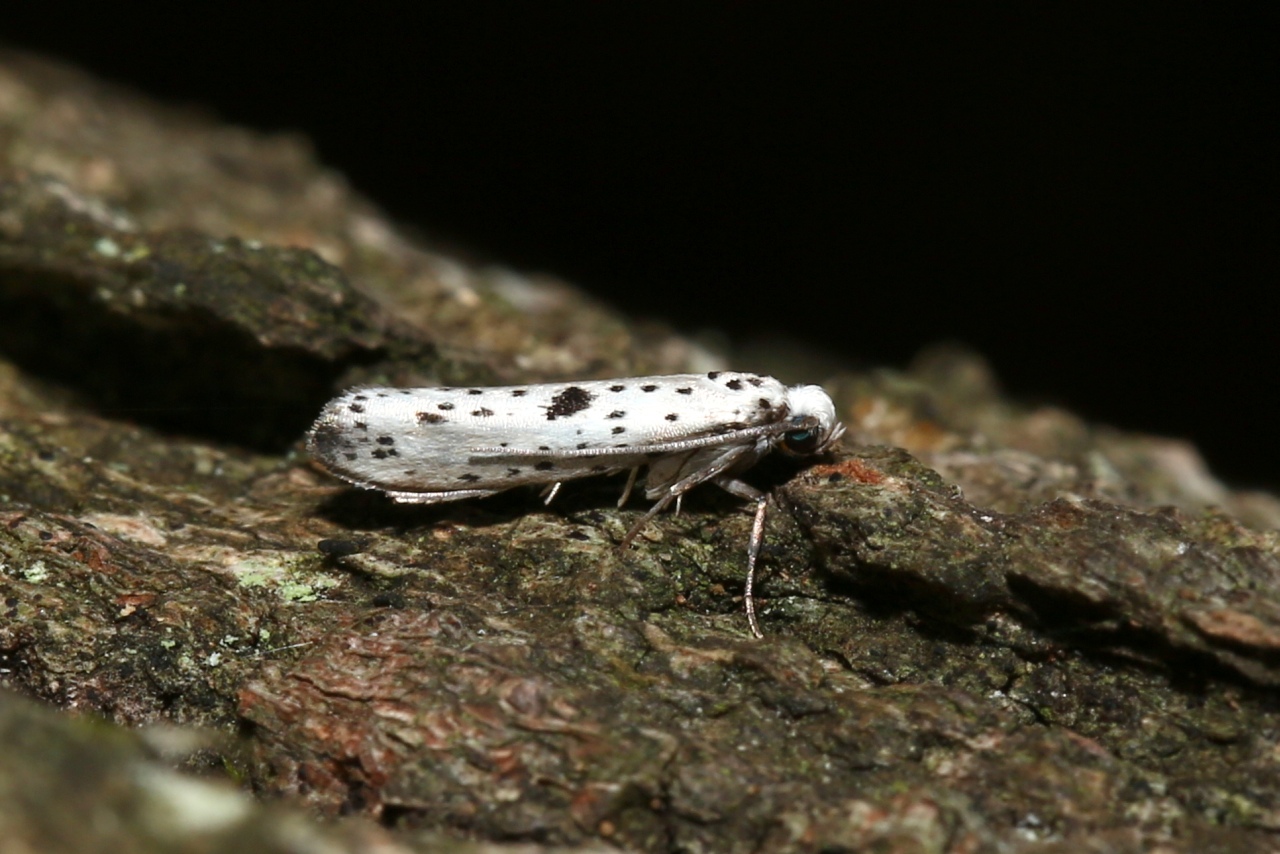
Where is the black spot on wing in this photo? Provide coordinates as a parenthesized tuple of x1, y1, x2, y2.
(545, 386, 595, 420)
(353, 421, 368, 430)
(507, 468, 522, 476)
(758, 398, 772, 409)
(612, 426, 626, 435)
(457, 473, 481, 482)
(417, 412, 446, 424)
(726, 379, 743, 391)
(371, 448, 398, 459)
(748, 377, 764, 387)
(535, 461, 556, 471)
(348, 403, 365, 413)
(665, 413, 679, 421)
(676, 387, 692, 395)
(511, 389, 528, 397)
(641, 384, 658, 392)
(376, 436, 395, 445)
(309, 422, 347, 458)
(609, 384, 626, 392)
(707, 371, 721, 379)
(607, 410, 626, 419)
(353, 394, 368, 401)
(467, 389, 483, 395)
(438, 402, 454, 411)
(472, 408, 495, 417)
(577, 442, 589, 449)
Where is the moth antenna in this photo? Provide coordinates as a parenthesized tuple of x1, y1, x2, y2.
(744, 495, 769, 639)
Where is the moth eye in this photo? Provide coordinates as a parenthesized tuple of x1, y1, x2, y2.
(781, 428, 820, 456)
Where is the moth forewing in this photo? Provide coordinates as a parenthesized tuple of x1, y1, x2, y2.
(467, 420, 796, 461)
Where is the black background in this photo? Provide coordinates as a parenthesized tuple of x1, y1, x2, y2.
(3, 5, 1277, 488)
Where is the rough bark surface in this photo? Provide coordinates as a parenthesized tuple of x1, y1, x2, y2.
(2, 49, 1280, 853)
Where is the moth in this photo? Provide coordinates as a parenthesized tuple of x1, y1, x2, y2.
(306, 371, 845, 637)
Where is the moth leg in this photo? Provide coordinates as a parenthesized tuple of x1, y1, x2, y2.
(619, 444, 765, 633)
(620, 445, 756, 547)
(617, 467, 640, 508)
(714, 477, 768, 639)
(619, 450, 747, 545)
(619, 491, 678, 549)
(541, 481, 564, 505)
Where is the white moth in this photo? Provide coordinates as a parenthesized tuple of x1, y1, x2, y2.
(306, 371, 845, 637)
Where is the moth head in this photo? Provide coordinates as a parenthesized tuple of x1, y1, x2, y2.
(778, 385, 845, 457)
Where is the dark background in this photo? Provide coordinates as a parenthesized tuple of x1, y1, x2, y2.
(3, 5, 1277, 488)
